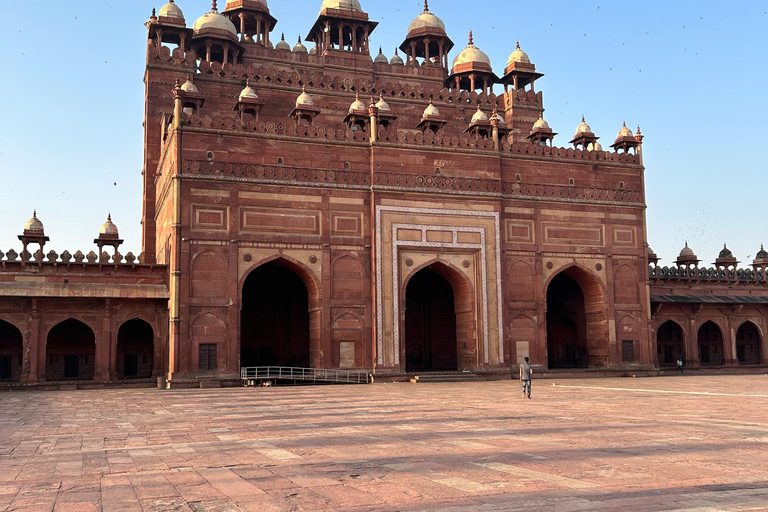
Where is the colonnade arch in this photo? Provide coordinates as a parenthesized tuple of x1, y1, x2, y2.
(656, 320, 685, 366)
(46, 319, 96, 381)
(697, 320, 724, 366)
(116, 319, 155, 379)
(736, 321, 762, 364)
(0, 320, 23, 381)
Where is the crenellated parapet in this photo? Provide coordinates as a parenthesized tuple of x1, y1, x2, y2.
(0, 248, 146, 267)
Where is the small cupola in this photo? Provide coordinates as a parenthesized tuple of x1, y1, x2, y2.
(676, 242, 700, 267)
(464, 106, 492, 138)
(390, 48, 404, 65)
(714, 243, 739, 269)
(293, 36, 308, 53)
(234, 80, 264, 122)
(752, 244, 768, 269)
(275, 33, 291, 50)
(290, 86, 321, 126)
(94, 214, 124, 263)
(343, 93, 369, 130)
(526, 112, 557, 146)
(501, 41, 544, 93)
(610, 122, 641, 154)
(147, 0, 193, 59)
(180, 75, 205, 115)
(570, 116, 599, 150)
(307, 0, 378, 59)
(647, 246, 660, 265)
(192, 1, 244, 65)
(416, 99, 446, 134)
(18, 211, 50, 263)
(374, 47, 388, 63)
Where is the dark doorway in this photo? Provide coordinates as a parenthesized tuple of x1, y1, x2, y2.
(698, 321, 724, 365)
(241, 262, 310, 368)
(405, 268, 458, 371)
(547, 273, 588, 368)
(116, 319, 154, 379)
(0, 320, 23, 382)
(46, 319, 96, 381)
(736, 322, 761, 364)
(657, 320, 685, 366)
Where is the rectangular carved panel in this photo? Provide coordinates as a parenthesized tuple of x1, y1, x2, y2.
(331, 213, 363, 236)
(505, 220, 535, 243)
(543, 223, 604, 246)
(612, 227, 637, 247)
(192, 205, 227, 232)
(240, 208, 320, 235)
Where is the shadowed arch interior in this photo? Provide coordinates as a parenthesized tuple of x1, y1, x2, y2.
(697, 321, 724, 365)
(656, 320, 685, 366)
(116, 319, 154, 379)
(736, 321, 761, 364)
(404, 261, 475, 371)
(0, 320, 23, 381)
(241, 261, 312, 368)
(46, 319, 96, 381)
(546, 267, 609, 368)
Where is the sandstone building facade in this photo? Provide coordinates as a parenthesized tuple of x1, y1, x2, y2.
(0, 0, 765, 387)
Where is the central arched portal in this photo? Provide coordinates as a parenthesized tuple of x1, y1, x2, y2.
(241, 261, 311, 368)
(404, 265, 463, 372)
(546, 267, 609, 369)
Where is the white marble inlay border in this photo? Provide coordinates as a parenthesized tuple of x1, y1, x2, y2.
(375, 206, 504, 367)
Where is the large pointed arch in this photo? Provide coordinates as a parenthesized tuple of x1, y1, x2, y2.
(736, 320, 761, 364)
(545, 264, 609, 368)
(697, 320, 724, 366)
(402, 260, 476, 371)
(116, 318, 155, 379)
(656, 319, 685, 366)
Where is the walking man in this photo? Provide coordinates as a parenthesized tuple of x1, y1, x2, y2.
(520, 357, 532, 399)
(676, 358, 685, 374)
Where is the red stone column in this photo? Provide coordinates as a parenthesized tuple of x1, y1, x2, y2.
(94, 300, 113, 381)
(22, 308, 39, 384)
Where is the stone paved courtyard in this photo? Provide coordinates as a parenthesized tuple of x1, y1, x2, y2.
(1, 375, 768, 512)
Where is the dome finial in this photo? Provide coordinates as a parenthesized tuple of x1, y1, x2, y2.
(424, 0, 429, 12)
(107, 213, 112, 222)
(211, 0, 218, 12)
(582, 115, 585, 123)
(468, 29, 474, 46)
(151, 7, 156, 16)
(516, 40, 520, 49)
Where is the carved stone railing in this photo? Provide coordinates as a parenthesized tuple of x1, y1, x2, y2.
(181, 160, 371, 187)
(373, 172, 501, 194)
(504, 183, 642, 203)
(650, 265, 768, 283)
(0, 249, 144, 266)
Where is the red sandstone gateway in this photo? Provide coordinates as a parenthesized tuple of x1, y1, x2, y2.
(0, 0, 764, 388)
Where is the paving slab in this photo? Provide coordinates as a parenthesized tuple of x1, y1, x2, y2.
(1, 375, 768, 511)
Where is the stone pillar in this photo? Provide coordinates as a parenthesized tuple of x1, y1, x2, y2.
(22, 307, 40, 383)
(94, 300, 113, 381)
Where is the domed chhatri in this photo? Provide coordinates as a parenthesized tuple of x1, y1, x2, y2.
(99, 214, 120, 237)
(570, 116, 599, 150)
(527, 112, 557, 147)
(320, 0, 363, 12)
(452, 30, 492, 70)
(193, 1, 238, 38)
(24, 211, 45, 234)
(471, 106, 488, 124)
(719, 244, 733, 259)
(275, 33, 291, 50)
(375, 94, 391, 112)
(507, 41, 530, 66)
(407, 0, 447, 36)
(158, 0, 184, 20)
(575, 116, 592, 136)
(239, 81, 259, 101)
(293, 36, 308, 53)
(757, 245, 768, 260)
(617, 122, 633, 139)
(295, 86, 314, 107)
(180, 76, 199, 93)
(532, 113, 550, 132)
(714, 243, 739, 268)
(679, 242, 695, 258)
(348, 93, 367, 113)
(423, 100, 440, 118)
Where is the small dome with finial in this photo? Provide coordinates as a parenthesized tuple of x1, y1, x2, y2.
(507, 41, 530, 66)
(349, 93, 366, 113)
(679, 242, 695, 259)
(24, 211, 44, 234)
(293, 36, 308, 53)
(407, 0, 447, 37)
(159, 0, 184, 20)
(719, 243, 733, 259)
(490, 109, 506, 126)
(99, 214, 119, 237)
(390, 48, 404, 65)
(239, 81, 259, 101)
(193, 1, 238, 37)
(296, 86, 314, 107)
(617, 122, 633, 138)
(181, 76, 198, 93)
(374, 47, 388, 63)
(422, 99, 440, 118)
(575, 116, 592, 136)
(452, 30, 492, 70)
(275, 33, 291, 50)
(375, 94, 391, 112)
(587, 142, 603, 151)
(532, 113, 550, 131)
(471, 106, 488, 124)
(756, 245, 768, 260)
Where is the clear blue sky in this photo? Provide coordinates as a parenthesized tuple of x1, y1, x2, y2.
(0, 1, 766, 266)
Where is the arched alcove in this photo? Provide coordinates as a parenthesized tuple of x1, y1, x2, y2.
(0, 320, 23, 382)
(46, 319, 96, 381)
(697, 321, 724, 366)
(116, 319, 154, 379)
(656, 320, 685, 366)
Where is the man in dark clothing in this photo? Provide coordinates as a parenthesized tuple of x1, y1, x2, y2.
(520, 357, 532, 399)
